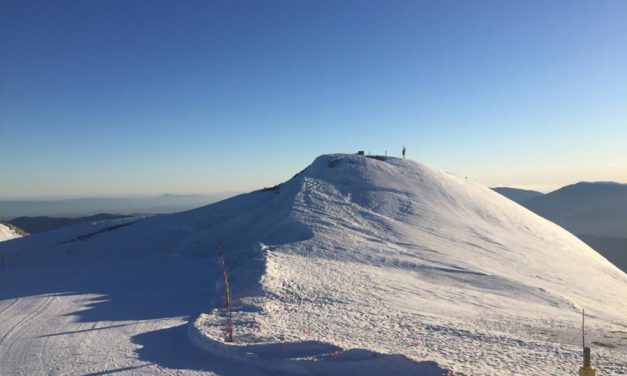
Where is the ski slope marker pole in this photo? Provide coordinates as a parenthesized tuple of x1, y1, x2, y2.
(582, 308, 585, 349)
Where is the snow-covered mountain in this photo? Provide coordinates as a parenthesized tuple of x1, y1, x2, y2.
(1, 154, 626, 376)
(0, 222, 23, 242)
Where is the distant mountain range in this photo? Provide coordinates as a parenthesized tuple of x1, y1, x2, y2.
(522, 182, 627, 237)
(493, 182, 627, 272)
(491, 187, 543, 203)
(0, 193, 236, 220)
(7, 213, 132, 234)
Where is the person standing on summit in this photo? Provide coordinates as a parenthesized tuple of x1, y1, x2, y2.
(402, 146, 406, 159)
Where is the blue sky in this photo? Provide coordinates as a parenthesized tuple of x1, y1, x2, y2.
(1, 0, 626, 199)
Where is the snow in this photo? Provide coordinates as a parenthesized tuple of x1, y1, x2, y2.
(0, 223, 22, 243)
(0, 223, 22, 242)
(1, 154, 626, 375)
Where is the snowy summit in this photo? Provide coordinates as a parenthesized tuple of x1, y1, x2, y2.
(1, 154, 626, 375)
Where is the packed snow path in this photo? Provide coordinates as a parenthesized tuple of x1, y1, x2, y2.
(0, 252, 263, 375)
(0, 217, 272, 375)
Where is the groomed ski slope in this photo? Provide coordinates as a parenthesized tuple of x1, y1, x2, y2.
(1, 154, 626, 375)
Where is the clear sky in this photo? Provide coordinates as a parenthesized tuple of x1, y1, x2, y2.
(1, 0, 625, 199)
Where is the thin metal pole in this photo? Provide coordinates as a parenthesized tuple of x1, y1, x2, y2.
(582, 308, 585, 349)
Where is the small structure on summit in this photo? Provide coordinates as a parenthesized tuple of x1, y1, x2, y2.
(355, 150, 387, 161)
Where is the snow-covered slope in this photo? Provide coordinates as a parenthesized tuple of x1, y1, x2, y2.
(0, 223, 22, 242)
(191, 154, 627, 375)
(1, 154, 626, 375)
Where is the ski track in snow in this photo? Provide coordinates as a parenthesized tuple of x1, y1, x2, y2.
(0, 263, 222, 376)
(1, 154, 626, 375)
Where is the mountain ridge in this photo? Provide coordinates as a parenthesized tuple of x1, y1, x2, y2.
(491, 187, 544, 203)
